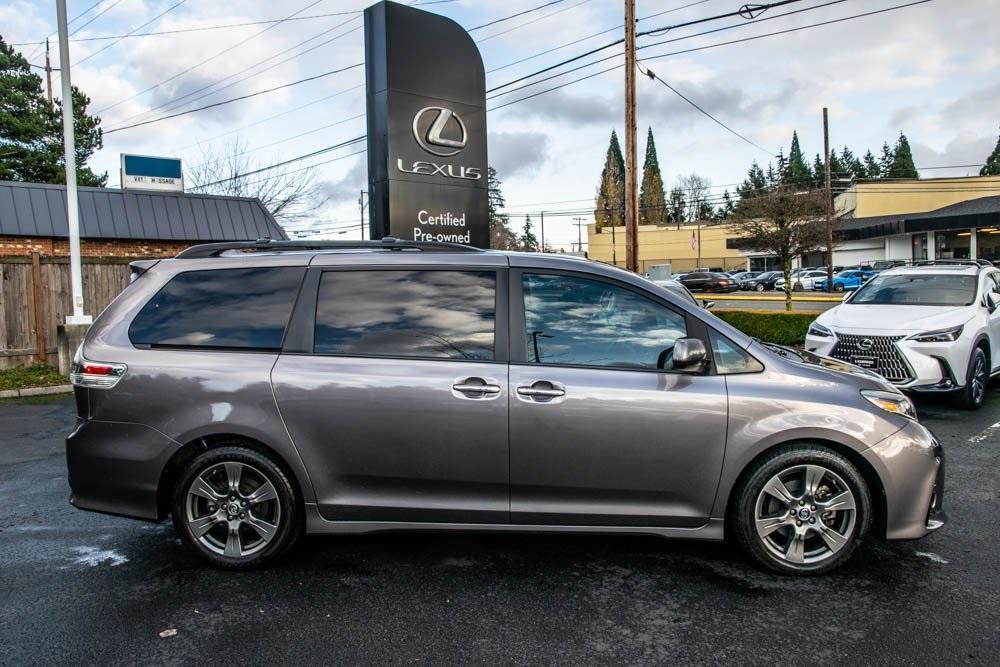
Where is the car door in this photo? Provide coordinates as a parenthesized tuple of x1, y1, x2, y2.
(507, 267, 729, 527)
(272, 262, 510, 524)
(683, 272, 708, 291)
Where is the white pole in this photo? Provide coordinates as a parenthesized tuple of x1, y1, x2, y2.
(56, 0, 91, 325)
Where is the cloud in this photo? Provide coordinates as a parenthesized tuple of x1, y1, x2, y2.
(488, 131, 549, 178)
(505, 85, 621, 125)
(314, 159, 366, 204)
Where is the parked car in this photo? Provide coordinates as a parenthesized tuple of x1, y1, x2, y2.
(806, 260, 999, 409)
(776, 269, 830, 292)
(729, 271, 760, 288)
(678, 272, 740, 293)
(67, 238, 945, 575)
(812, 269, 876, 292)
(743, 271, 782, 291)
(647, 276, 715, 310)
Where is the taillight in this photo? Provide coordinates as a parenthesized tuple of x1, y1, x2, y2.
(719, 279, 730, 285)
(70, 347, 126, 389)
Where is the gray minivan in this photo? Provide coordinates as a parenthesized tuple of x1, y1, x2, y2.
(67, 239, 945, 575)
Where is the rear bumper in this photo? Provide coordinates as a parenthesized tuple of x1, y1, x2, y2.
(863, 420, 946, 540)
(66, 419, 180, 521)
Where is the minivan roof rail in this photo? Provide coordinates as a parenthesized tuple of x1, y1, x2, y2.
(175, 236, 486, 259)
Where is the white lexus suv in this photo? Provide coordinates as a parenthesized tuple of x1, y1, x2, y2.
(805, 261, 1000, 409)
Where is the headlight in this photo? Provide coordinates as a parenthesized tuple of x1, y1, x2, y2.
(861, 389, 917, 420)
(807, 322, 834, 338)
(910, 325, 964, 342)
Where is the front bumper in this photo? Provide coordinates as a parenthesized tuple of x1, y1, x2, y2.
(66, 418, 181, 521)
(863, 419, 946, 540)
(805, 331, 974, 390)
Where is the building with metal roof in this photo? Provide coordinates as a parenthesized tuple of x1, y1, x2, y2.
(0, 181, 286, 258)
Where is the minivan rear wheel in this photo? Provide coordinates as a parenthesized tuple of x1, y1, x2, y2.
(172, 445, 301, 568)
(733, 445, 871, 575)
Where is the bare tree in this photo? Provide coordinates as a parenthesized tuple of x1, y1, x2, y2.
(677, 173, 713, 223)
(729, 186, 828, 311)
(186, 137, 326, 225)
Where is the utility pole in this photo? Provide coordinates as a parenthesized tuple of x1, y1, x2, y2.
(539, 211, 545, 252)
(359, 190, 366, 240)
(823, 107, 834, 291)
(56, 0, 89, 326)
(573, 217, 585, 254)
(44, 39, 54, 105)
(611, 223, 617, 267)
(623, 0, 639, 273)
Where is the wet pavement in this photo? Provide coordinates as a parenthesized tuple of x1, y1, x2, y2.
(1, 394, 998, 665)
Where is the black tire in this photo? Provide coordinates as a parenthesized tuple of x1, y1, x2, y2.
(955, 346, 989, 410)
(833, 283, 845, 293)
(733, 445, 872, 575)
(755, 284, 765, 292)
(172, 445, 302, 569)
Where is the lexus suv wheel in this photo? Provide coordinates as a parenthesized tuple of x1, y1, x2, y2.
(734, 445, 871, 575)
(956, 346, 989, 410)
(172, 445, 301, 568)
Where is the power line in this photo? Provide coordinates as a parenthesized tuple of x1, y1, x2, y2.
(468, 1, 565, 31)
(69, 0, 125, 37)
(187, 136, 367, 191)
(103, 64, 363, 134)
(77, 0, 188, 65)
(93, 0, 329, 116)
(637, 0, 804, 37)
(477, 0, 592, 43)
(638, 62, 774, 156)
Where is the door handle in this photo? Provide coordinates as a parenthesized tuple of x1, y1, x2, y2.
(516, 387, 565, 397)
(515, 380, 566, 401)
(452, 377, 501, 398)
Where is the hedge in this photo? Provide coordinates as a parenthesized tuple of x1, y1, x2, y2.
(711, 309, 818, 346)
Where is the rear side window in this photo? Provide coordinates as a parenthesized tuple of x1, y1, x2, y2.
(314, 270, 496, 360)
(129, 267, 305, 349)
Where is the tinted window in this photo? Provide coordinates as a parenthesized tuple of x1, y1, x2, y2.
(314, 270, 495, 360)
(129, 267, 304, 349)
(522, 273, 687, 369)
(710, 331, 764, 374)
(851, 274, 978, 306)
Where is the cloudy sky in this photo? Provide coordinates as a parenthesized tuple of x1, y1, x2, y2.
(2, 0, 998, 248)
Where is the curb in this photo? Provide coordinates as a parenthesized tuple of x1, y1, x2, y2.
(0, 384, 73, 399)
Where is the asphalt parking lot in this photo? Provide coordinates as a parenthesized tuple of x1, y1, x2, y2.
(2, 394, 998, 665)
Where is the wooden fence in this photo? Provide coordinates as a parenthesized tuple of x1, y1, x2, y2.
(0, 255, 132, 369)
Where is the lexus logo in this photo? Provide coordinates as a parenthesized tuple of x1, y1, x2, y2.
(412, 107, 467, 157)
(858, 338, 874, 351)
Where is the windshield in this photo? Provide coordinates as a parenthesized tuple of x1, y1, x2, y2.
(850, 273, 978, 306)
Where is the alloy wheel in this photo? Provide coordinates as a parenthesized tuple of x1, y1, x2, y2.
(185, 461, 281, 558)
(754, 464, 857, 566)
(972, 353, 987, 405)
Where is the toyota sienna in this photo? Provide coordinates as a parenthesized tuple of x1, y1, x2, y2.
(66, 238, 945, 575)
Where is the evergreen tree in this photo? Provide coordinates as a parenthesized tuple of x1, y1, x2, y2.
(520, 214, 538, 252)
(888, 132, 918, 179)
(840, 146, 864, 180)
(486, 166, 519, 250)
(737, 161, 768, 200)
(785, 131, 812, 186)
(828, 151, 846, 186)
(716, 190, 735, 219)
(982, 135, 1000, 176)
(811, 153, 826, 188)
(878, 142, 895, 178)
(638, 127, 667, 225)
(0, 36, 106, 185)
(667, 186, 686, 226)
(772, 149, 787, 186)
(862, 150, 880, 180)
(594, 130, 625, 229)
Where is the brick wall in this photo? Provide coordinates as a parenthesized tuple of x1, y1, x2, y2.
(0, 236, 194, 258)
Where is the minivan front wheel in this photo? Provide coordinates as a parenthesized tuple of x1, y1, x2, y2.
(734, 446, 871, 575)
(172, 445, 301, 568)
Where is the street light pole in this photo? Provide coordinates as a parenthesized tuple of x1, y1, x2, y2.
(56, 0, 90, 326)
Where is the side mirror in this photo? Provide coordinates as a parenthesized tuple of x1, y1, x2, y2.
(671, 337, 708, 372)
(702, 300, 716, 310)
(986, 292, 999, 313)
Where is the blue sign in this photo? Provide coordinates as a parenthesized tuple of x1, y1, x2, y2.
(120, 154, 184, 192)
